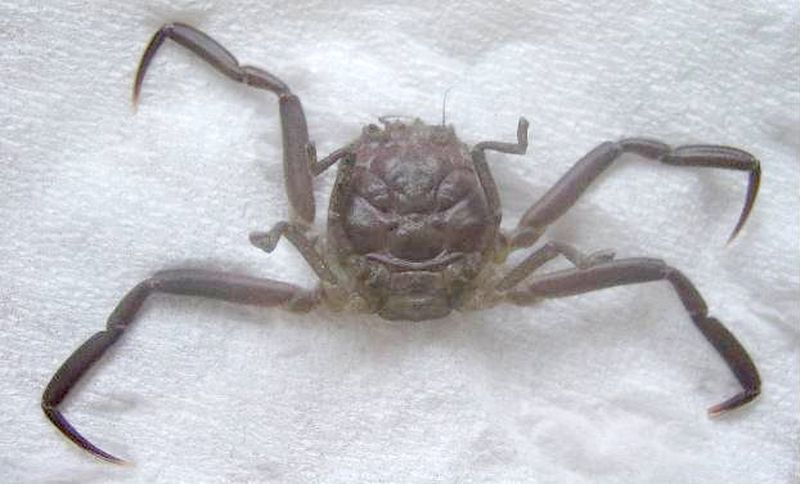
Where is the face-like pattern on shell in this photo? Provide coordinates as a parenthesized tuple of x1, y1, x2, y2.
(328, 119, 498, 320)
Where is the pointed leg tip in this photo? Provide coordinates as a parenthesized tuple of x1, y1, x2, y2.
(73, 431, 129, 465)
(706, 390, 759, 417)
(93, 449, 128, 465)
(725, 200, 755, 245)
(43, 405, 128, 465)
(726, 161, 761, 245)
(706, 398, 736, 417)
(725, 228, 741, 246)
(131, 75, 145, 106)
(106, 455, 130, 466)
(726, 200, 754, 245)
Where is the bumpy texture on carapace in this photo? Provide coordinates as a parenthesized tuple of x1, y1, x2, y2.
(328, 119, 498, 321)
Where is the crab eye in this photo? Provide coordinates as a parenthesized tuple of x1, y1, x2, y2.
(436, 169, 474, 210)
(357, 170, 394, 212)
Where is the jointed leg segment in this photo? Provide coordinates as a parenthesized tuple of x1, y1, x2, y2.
(506, 258, 760, 415)
(496, 241, 615, 291)
(250, 221, 338, 284)
(306, 145, 353, 176)
(42, 270, 318, 464)
(511, 138, 761, 248)
(133, 22, 317, 225)
(470, 117, 530, 224)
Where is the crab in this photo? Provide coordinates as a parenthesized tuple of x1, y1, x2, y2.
(42, 23, 762, 464)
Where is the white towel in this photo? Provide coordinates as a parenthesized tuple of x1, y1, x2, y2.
(2, 1, 797, 482)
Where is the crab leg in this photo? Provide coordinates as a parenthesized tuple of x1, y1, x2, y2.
(306, 144, 353, 176)
(511, 140, 760, 248)
(133, 23, 316, 225)
(506, 258, 760, 415)
(496, 241, 614, 291)
(42, 270, 319, 463)
(250, 221, 338, 284)
(471, 117, 530, 224)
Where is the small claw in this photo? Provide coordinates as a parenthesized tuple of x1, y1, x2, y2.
(727, 160, 761, 244)
(250, 222, 288, 253)
(43, 405, 127, 465)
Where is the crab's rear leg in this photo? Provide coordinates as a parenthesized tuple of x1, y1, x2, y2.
(511, 140, 760, 248)
(133, 23, 316, 225)
(506, 258, 760, 415)
(42, 270, 319, 463)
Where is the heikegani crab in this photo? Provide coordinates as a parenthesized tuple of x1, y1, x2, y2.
(43, 23, 761, 463)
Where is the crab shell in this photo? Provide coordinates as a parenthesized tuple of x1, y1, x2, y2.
(327, 119, 500, 320)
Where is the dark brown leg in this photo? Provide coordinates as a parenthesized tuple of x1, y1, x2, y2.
(133, 23, 317, 225)
(42, 270, 319, 463)
(506, 258, 760, 415)
(496, 241, 614, 291)
(511, 140, 760, 248)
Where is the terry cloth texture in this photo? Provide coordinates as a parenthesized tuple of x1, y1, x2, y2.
(1, 1, 798, 483)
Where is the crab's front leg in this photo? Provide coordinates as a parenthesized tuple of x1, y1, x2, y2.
(506, 258, 760, 415)
(511, 139, 761, 248)
(133, 23, 317, 225)
(469, 117, 530, 228)
(250, 221, 338, 284)
(42, 270, 320, 463)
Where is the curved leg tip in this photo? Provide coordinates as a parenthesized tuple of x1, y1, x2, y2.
(707, 389, 759, 417)
(93, 450, 128, 466)
(726, 159, 761, 244)
(43, 405, 128, 465)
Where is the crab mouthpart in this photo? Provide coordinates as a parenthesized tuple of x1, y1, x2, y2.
(366, 251, 463, 272)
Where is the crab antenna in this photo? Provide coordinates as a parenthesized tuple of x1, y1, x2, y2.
(441, 87, 454, 126)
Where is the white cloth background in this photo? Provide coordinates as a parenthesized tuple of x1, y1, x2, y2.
(1, 1, 798, 483)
